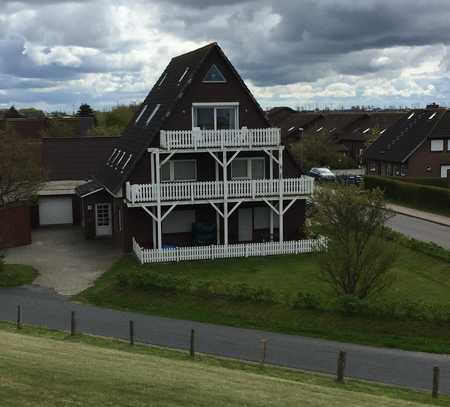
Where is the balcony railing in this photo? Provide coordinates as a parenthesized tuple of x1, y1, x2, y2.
(126, 176, 314, 204)
(160, 127, 281, 150)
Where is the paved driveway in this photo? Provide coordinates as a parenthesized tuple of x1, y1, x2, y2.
(4, 227, 119, 296)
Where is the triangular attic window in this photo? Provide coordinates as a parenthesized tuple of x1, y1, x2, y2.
(203, 64, 226, 83)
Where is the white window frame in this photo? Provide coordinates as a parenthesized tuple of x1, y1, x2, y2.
(178, 67, 190, 84)
(115, 151, 127, 169)
(191, 102, 239, 130)
(121, 153, 133, 171)
(158, 72, 167, 87)
(110, 149, 122, 166)
(146, 104, 161, 126)
(202, 64, 226, 83)
(161, 159, 197, 182)
(135, 105, 147, 124)
(431, 139, 444, 152)
(231, 157, 265, 180)
(447, 139, 450, 151)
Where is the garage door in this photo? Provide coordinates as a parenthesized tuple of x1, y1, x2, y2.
(39, 197, 73, 225)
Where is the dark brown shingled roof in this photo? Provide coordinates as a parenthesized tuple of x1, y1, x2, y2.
(96, 42, 270, 194)
(366, 109, 446, 163)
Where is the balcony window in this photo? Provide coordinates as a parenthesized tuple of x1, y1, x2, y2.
(231, 158, 265, 179)
(193, 104, 238, 130)
(431, 139, 444, 151)
(161, 160, 197, 182)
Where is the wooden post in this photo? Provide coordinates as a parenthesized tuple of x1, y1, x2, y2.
(432, 366, 440, 398)
(16, 305, 21, 329)
(70, 311, 76, 336)
(336, 351, 346, 383)
(129, 320, 134, 346)
(190, 329, 195, 358)
(261, 339, 267, 366)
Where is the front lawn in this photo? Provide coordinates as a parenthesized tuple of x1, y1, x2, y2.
(0, 264, 38, 287)
(0, 322, 446, 406)
(75, 238, 450, 353)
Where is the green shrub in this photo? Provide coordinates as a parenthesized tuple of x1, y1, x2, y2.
(392, 177, 448, 189)
(335, 296, 369, 317)
(291, 291, 323, 311)
(0, 255, 4, 273)
(364, 176, 450, 216)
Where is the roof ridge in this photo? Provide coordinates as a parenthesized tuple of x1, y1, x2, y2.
(171, 42, 217, 60)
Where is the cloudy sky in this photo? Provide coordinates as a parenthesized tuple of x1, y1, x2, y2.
(2, 0, 450, 112)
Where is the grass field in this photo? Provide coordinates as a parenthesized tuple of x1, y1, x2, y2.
(0, 264, 37, 287)
(75, 241, 450, 354)
(0, 323, 448, 406)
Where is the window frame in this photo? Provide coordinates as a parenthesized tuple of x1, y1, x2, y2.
(231, 157, 266, 180)
(202, 64, 227, 83)
(191, 102, 239, 130)
(431, 139, 444, 152)
(161, 159, 197, 182)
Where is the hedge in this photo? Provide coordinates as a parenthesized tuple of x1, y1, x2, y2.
(365, 176, 450, 216)
(392, 177, 448, 189)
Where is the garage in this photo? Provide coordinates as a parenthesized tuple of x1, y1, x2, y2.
(39, 196, 74, 225)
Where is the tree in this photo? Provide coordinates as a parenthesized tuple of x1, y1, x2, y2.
(311, 185, 397, 299)
(0, 130, 45, 208)
(4, 106, 23, 119)
(40, 120, 77, 138)
(365, 126, 381, 148)
(77, 103, 97, 125)
(290, 129, 355, 171)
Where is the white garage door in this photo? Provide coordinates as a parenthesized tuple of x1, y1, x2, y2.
(39, 197, 73, 225)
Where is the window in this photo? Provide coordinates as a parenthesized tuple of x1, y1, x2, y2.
(231, 158, 265, 179)
(254, 207, 279, 229)
(363, 128, 370, 134)
(288, 126, 295, 132)
(429, 112, 437, 120)
(431, 139, 444, 151)
(407, 112, 415, 120)
(121, 153, 133, 171)
(106, 148, 117, 164)
(162, 210, 195, 234)
(192, 104, 238, 130)
(203, 64, 226, 82)
(115, 151, 126, 168)
(161, 160, 197, 182)
(316, 127, 323, 132)
(158, 72, 167, 87)
(135, 105, 147, 124)
(146, 104, 161, 126)
(118, 208, 122, 232)
(448, 139, 450, 151)
(380, 128, 386, 134)
(400, 165, 408, 177)
(178, 67, 190, 83)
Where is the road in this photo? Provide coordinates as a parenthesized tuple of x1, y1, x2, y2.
(387, 214, 450, 249)
(1, 286, 450, 394)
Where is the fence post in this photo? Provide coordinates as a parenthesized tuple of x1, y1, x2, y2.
(190, 329, 195, 358)
(336, 351, 346, 383)
(129, 320, 134, 346)
(16, 305, 22, 329)
(432, 366, 440, 398)
(261, 339, 267, 366)
(70, 311, 76, 336)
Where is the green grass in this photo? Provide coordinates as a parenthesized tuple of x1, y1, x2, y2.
(0, 321, 448, 406)
(75, 242, 450, 354)
(0, 264, 37, 287)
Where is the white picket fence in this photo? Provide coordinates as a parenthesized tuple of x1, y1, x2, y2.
(127, 176, 314, 204)
(133, 237, 325, 264)
(160, 127, 280, 150)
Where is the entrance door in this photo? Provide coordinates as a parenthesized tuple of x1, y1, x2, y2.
(238, 208, 253, 242)
(95, 203, 112, 237)
(441, 165, 450, 178)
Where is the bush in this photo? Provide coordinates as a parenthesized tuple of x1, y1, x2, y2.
(365, 176, 450, 216)
(291, 291, 323, 311)
(335, 296, 370, 316)
(392, 177, 448, 189)
(0, 255, 4, 273)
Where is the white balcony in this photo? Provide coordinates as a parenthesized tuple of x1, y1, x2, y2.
(160, 127, 281, 150)
(126, 176, 314, 205)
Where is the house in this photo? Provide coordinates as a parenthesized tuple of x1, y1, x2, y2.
(366, 107, 450, 178)
(267, 109, 403, 165)
(76, 43, 315, 261)
(33, 136, 117, 228)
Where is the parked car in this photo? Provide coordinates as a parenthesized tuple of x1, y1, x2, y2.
(337, 174, 364, 186)
(308, 167, 336, 182)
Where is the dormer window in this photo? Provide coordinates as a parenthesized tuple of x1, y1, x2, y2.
(178, 67, 190, 84)
(203, 64, 226, 83)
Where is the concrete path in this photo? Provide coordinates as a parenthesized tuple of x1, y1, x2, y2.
(1, 286, 449, 394)
(386, 204, 450, 227)
(4, 227, 119, 296)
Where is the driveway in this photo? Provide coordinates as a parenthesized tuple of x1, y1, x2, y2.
(4, 226, 119, 296)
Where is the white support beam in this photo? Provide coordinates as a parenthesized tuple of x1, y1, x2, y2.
(209, 201, 224, 218)
(209, 151, 224, 168)
(226, 150, 241, 167)
(161, 203, 178, 221)
(269, 152, 274, 241)
(262, 198, 280, 215)
(160, 152, 175, 167)
(228, 201, 242, 217)
(223, 150, 229, 245)
(278, 146, 284, 243)
(141, 205, 158, 222)
(264, 149, 280, 165)
(155, 150, 162, 249)
(150, 152, 156, 249)
(282, 198, 298, 215)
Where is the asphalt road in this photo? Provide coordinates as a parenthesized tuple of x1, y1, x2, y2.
(387, 214, 450, 249)
(1, 286, 450, 394)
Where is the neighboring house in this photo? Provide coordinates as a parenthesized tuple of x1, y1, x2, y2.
(34, 137, 117, 228)
(268, 109, 403, 165)
(77, 43, 314, 257)
(366, 108, 450, 178)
